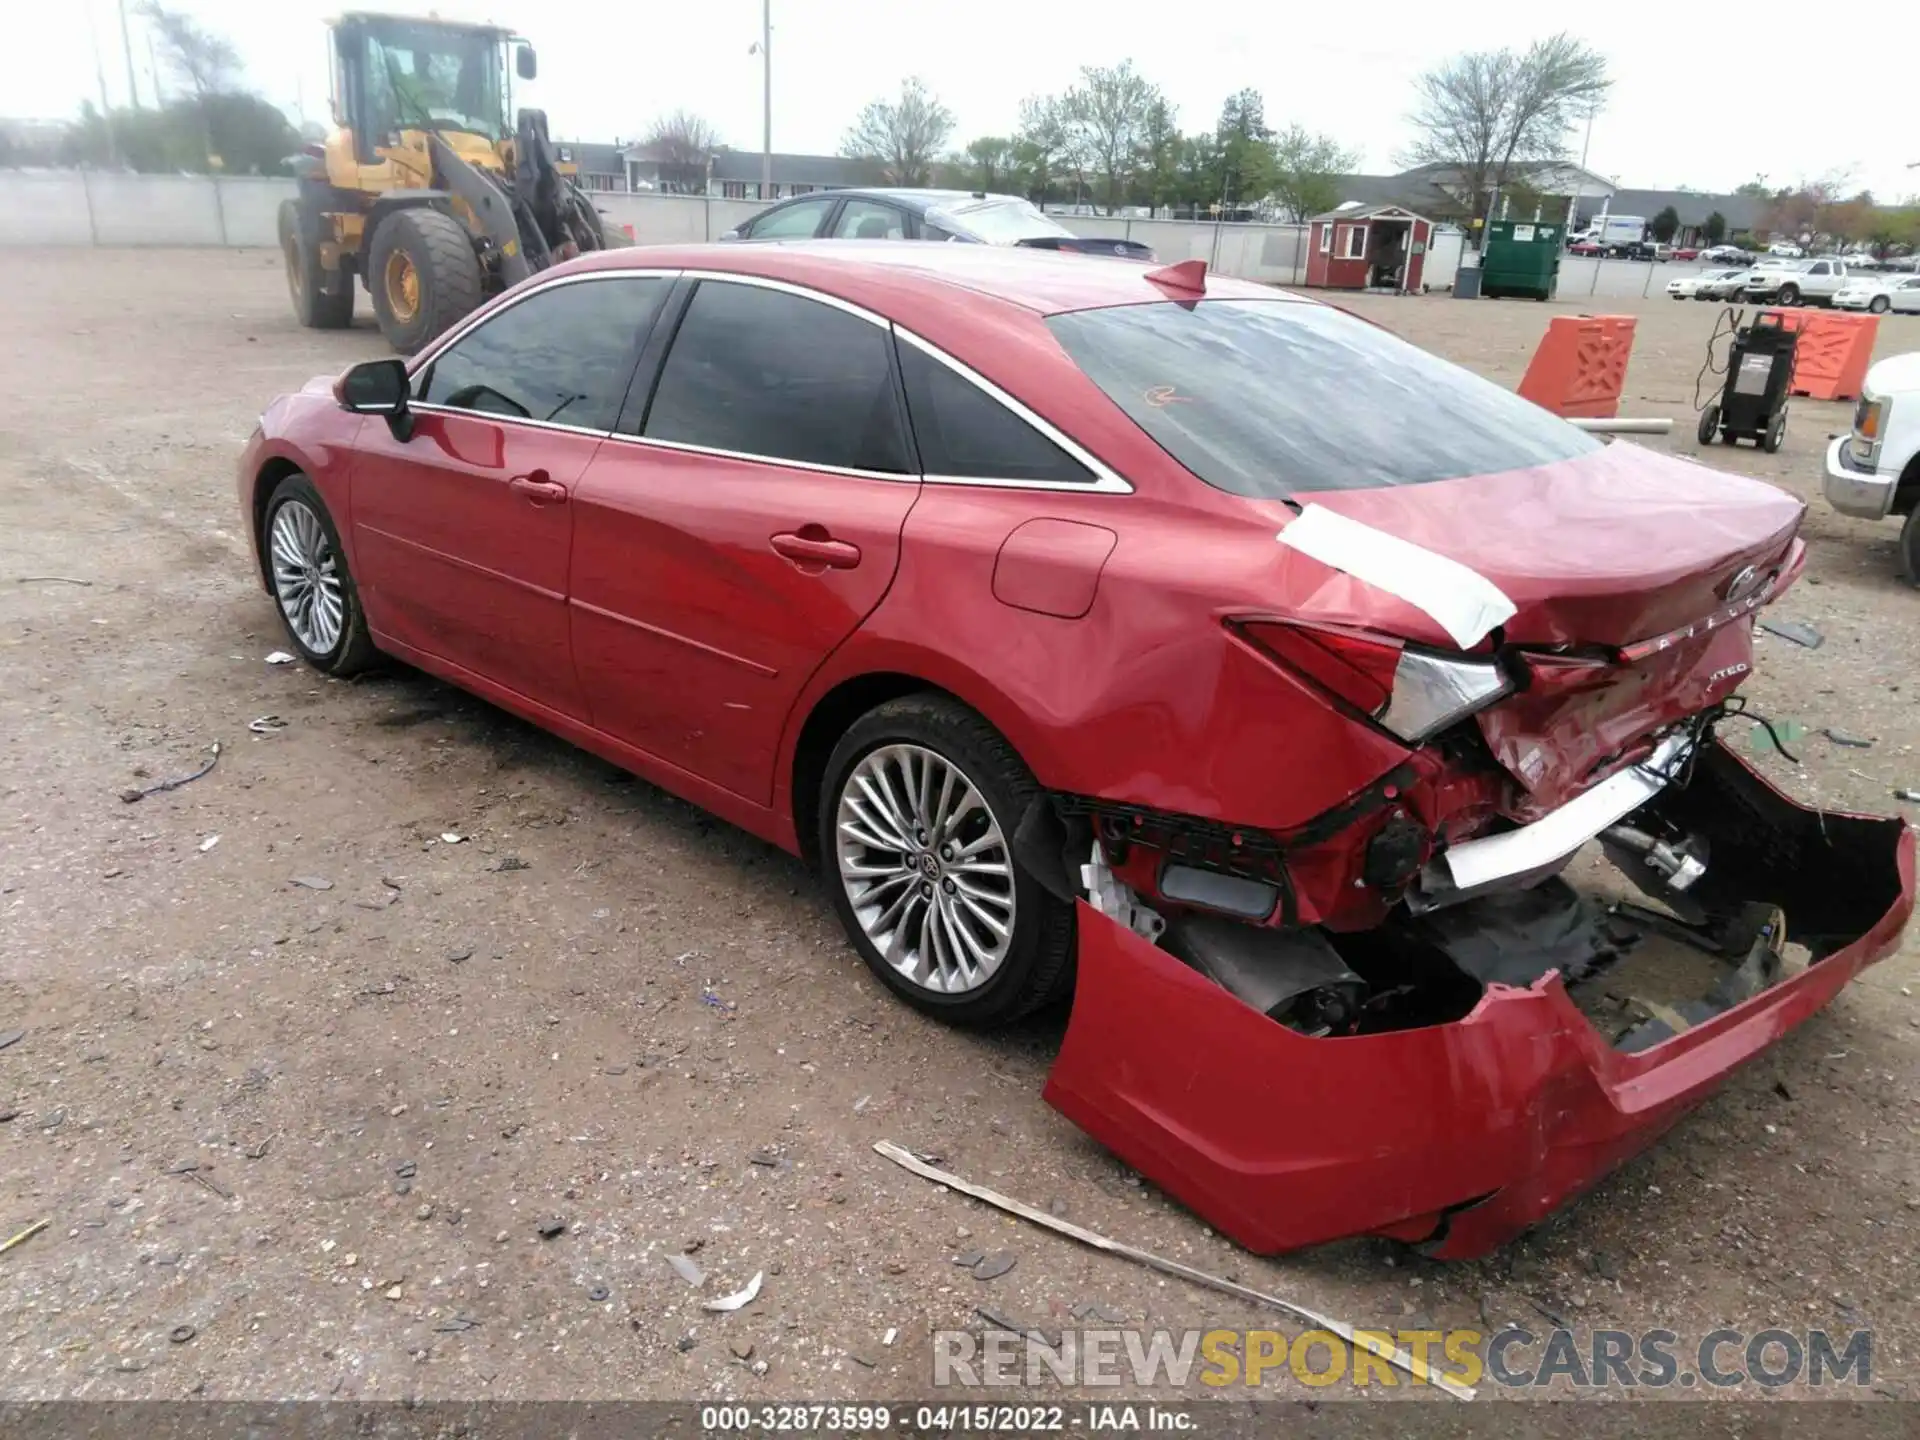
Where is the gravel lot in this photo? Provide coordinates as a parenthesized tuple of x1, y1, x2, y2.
(1, 248, 1916, 1405)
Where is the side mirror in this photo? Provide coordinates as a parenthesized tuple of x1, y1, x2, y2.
(516, 44, 537, 80)
(334, 358, 414, 440)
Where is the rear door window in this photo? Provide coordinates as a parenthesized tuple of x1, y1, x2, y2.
(833, 200, 909, 240)
(1046, 298, 1598, 497)
(896, 339, 1091, 484)
(642, 280, 909, 473)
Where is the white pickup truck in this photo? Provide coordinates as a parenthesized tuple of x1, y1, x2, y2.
(1824, 353, 1920, 579)
(1744, 257, 1860, 307)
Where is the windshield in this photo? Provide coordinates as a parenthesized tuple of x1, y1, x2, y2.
(1046, 299, 1600, 499)
(933, 199, 1074, 244)
(363, 21, 506, 140)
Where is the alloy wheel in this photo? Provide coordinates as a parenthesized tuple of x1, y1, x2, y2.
(269, 499, 345, 655)
(834, 743, 1016, 995)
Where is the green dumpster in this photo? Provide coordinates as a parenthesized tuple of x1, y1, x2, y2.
(1480, 220, 1563, 300)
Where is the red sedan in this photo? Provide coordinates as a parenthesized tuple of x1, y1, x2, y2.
(238, 243, 1910, 1258)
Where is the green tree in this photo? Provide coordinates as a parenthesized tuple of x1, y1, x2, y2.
(1213, 87, 1273, 211)
(1013, 95, 1071, 206)
(1175, 132, 1222, 215)
(1267, 124, 1355, 222)
(1062, 61, 1163, 213)
(841, 77, 955, 188)
(959, 136, 1017, 193)
(1650, 204, 1679, 243)
(1136, 98, 1182, 215)
(1703, 210, 1727, 244)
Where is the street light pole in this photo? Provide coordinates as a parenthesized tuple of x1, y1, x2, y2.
(760, 0, 772, 199)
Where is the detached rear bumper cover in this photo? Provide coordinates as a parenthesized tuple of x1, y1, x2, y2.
(1043, 741, 1912, 1259)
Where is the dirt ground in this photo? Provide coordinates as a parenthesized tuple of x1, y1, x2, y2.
(1, 248, 1916, 1407)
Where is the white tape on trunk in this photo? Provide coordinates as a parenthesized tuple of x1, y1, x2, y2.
(1276, 504, 1517, 650)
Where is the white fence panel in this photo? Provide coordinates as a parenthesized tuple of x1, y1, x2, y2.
(0, 172, 94, 245)
(85, 174, 226, 245)
(215, 177, 297, 247)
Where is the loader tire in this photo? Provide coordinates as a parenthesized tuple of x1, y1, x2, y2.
(367, 207, 483, 355)
(280, 199, 352, 330)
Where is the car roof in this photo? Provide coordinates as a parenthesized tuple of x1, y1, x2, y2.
(774, 187, 1033, 215)
(561, 239, 1296, 318)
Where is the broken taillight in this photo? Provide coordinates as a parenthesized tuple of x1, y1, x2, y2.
(1236, 620, 1511, 745)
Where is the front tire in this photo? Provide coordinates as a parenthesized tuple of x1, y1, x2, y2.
(367, 207, 483, 355)
(1870, 296, 1890, 314)
(818, 695, 1074, 1028)
(261, 473, 378, 675)
(1777, 283, 1801, 306)
(1697, 402, 1720, 445)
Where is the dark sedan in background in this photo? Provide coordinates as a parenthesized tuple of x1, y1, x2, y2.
(720, 187, 1156, 261)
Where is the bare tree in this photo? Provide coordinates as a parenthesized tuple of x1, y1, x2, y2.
(642, 109, 719, 192)
(139, 2, 241, 101)
(1063, 61, 1162, 214)
(1267, 124, 1356, 222)
(842, 78, 955, 188)
(1405, 33, 1608, 236)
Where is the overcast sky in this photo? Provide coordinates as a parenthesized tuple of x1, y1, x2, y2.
(21, 0, 1917, 199)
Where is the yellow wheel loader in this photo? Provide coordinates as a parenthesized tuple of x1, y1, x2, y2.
(282, 12, 607, 354)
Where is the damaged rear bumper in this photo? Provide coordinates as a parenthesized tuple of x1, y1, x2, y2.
(1043, 740, 1913, 1259)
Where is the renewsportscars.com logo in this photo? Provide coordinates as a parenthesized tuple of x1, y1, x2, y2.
(932, 1326, 1874, 1391)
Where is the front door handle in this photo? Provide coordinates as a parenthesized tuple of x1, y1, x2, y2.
(509, 471, 568, 505)
(771, 530, 862, 569)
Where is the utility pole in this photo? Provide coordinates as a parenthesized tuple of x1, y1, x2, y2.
(760, 0, 772, 199)
(117, 0, 141, 108)
(86, 3, 120, 164)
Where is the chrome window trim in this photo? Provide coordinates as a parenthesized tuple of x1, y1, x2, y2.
(601, 430, 914, 484)
(892, 326, 1132, 494)
(405, 265, 1132, 494)
(408, 402, 612, 439)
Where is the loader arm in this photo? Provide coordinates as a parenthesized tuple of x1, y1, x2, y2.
(427, 133, 532, 287)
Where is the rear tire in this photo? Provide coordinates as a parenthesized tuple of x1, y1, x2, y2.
(367, 207, 483, 355)
(280, 199, 353, 330)
(817, 695, 1074, 1029)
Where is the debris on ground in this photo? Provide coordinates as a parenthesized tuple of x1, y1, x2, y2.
(168, 1325, 196, 1345)
(703, 1272, 764, 1312)
(265, 652, 296, 665)
(667, 1252, 706, 1287)
(197, 835, 221, 853)
(0, 1029, 23, 1052)
(0, 1218, 49, 1257)
(439, 833, 466, 844)
(492, 856, 530, 872)
(730, 1340, 754, 1360)
(1758, 618, 1824, 649)
(1896, 790, 1920, 804)
(535, 1217, 567, 1240)
(975, 1305, 1045, 1341)
(247, 715, 287, 735)
(1749, 718, 1808, 756)
(702, 989, 736, 1014)
(120, 742, 221, 803)
(873, 1139, 1474, 1400)
(434, 1316, 479, 1333)
(1072, 1302, 1129, 1324)
(586, 1284, 610, 1303)
(951, 1250, 984, 1268)
(13, 575, 93, 586)
(289, 876, 334, 891)
(970, 1251, 1018, 1281)
(1824, 728, 1873, 748)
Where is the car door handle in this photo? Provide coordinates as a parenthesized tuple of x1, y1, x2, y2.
(509, 472, 568, 505)
(771, 530, 862, 569)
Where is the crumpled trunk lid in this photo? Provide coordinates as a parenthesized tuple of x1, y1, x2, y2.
(1294, 443, 1805, 648)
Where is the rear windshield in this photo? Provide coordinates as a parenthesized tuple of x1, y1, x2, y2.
(1046, 299, 1600, 497)
(933, 199, 1073, 244)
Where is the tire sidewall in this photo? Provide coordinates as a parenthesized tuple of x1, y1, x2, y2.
(263, 473, 363, 671)
(816, 703, 1070, 1027)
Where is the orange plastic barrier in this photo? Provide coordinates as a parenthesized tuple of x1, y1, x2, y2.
(1761, 308, 1878, 402)
(1517, 315, 1637, 419)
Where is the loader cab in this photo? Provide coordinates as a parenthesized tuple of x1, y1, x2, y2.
(329, 13, 525, 166)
